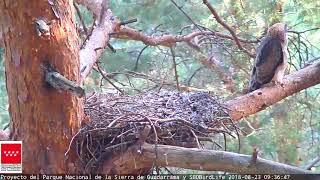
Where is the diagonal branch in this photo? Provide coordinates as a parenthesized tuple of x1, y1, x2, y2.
(74, 0, 103, 18)
(74, 2, 88, 36)
(225, 62, 320, 121)
(306, 156, 320, 170)
(79, 2, 120, 84)
(202, 0, 255, 58)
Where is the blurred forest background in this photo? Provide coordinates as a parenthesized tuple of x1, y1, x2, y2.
(1, 0, 320, 171)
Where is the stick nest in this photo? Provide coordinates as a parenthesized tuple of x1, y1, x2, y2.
(72, 90, 238, 172)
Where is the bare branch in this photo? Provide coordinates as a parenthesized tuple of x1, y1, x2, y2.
(306, 156, 320, 170)
(74, 2, 88, 36)
(79, 8, 119, 84)
(134, 45, 149, 71)
(113, 27, 258, 47)
(74, 0, 103, 18)
(170, 47, 180, 91)
(225, 62, 320, 121)
(170, 0, 204, 32)
(202, 0, 255, 58)
(96, 63, 124, 94)
(288, 27, 320, 34)
(100, 143, 310, 174)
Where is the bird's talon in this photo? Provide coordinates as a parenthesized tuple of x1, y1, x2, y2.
(274, 81, 284, 88)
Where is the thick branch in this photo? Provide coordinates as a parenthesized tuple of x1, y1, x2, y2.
(225, 62, 320, 121)
(100, 143, 310, 174)
(79, 9, 119, 84)
(114, 27, 257, 47)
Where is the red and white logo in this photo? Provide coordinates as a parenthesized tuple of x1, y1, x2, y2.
(0, 141, 22, 173)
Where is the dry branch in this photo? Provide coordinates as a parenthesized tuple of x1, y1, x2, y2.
(113, 27, 257, 47)
(74, 0, 103, 18)
(100, 143, 310, 174)
(202, 0, 255, 58)
(79, 8, 119, 84)
(225, 62, 320, 121)
(306, 156, 320, 170)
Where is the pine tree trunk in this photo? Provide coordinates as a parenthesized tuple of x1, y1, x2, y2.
(0, 0, 83, 173)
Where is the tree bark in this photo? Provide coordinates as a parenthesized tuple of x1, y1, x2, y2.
(225, 62, 320, 121)
(0, 0, 83, 173)
(100, 143, 309, 174)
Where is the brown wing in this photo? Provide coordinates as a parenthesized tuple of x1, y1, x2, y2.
(249, 37, 283, 92)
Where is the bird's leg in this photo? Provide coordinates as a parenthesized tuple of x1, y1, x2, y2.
(272, 64, 285, 87)
(274, 75, 284, 87)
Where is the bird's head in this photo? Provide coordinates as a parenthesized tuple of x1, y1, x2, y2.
(267, 23, 287, 43)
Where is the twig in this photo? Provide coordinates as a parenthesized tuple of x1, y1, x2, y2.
(134, 45, 149, 71)
(196, 24, 259, 44)
(307, 56, 320, 64)
(106, 43, 116, 53)
(136, 125, 151, 147)
(65, 129, 82, 156)
(187, 67, 203, 85)
(306, 156, 320, 170)
(104, 141, 134, 151)
(288, 27, 320, 34)
(170, 47, 180, 91)
(96, 62, 124, 94)
(249, 147, 259, 166)
(146, 117, 159, 171)
(202, 0, 255, 58)
(74, 2, 88, 36)
(107, 114, 133, 128)
(189, 128, 202, 149)
(170, 0, 203, 32)
(120, 18, 137, 26)
(227, 117, 241, 153)
(223, 133, 227, 151)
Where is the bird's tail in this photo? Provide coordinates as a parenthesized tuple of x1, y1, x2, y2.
(248, 81, 262, 92)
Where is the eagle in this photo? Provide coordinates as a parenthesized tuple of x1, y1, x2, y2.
(248, 23, 288, 92)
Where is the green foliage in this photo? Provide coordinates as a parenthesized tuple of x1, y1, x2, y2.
(0, 0, 319, 173)
(0, 48, 9, 129)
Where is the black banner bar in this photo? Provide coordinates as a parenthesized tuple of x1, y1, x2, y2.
(0, 174, 319, 180)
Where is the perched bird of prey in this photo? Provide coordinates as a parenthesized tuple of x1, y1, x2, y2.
(248, 23, 288, 92)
